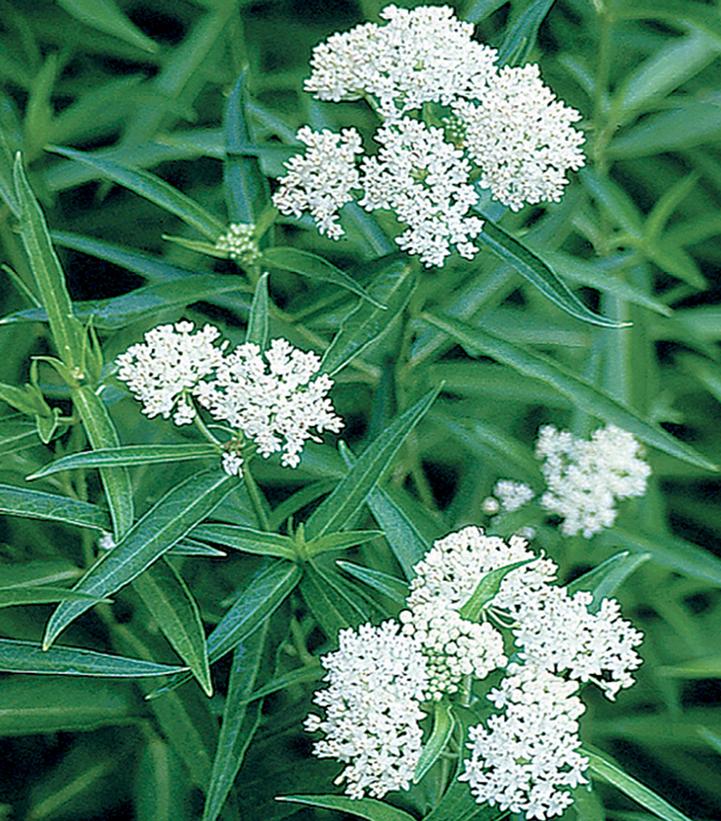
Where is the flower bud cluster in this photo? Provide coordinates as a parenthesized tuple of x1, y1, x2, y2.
(117, 323, 343, 476)
(215, 222, 261, 265)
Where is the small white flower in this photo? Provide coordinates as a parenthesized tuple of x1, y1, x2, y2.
(215, 223, 261, 265)
(305, 4, 497, 120)
(454, 64, 585, 211)
(98, 531, 116, 551)
(195, 338, 343, 468)
(513, 586, 644, 699)
(461, 662, 589, 820)
(273, 126, 363, 239)
(536, 424, 651, 538)
(306, 620, 429, 799)
(359, 119, 483, 267)
(221, 451, 244, 477)
(493, 479, 535, 513)
(116, 321, 226, 425)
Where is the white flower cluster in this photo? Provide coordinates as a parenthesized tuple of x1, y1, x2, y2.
(461, 663, 589, 819)
(276, 5, 585, 266)
(273, 126, 362, 240)
(453, 65, 585, 211)
(493, 479, 535, 513)
(117, 323, 342, 476)
(215, 223, 261, 265)
(305, 4, 497, 120)
(306, 525, 643, 814)
(305, 621, 429, 799)
(537, 424, 651, 537)
(359, 119, 483, 267)
(116, 321, 226, 426)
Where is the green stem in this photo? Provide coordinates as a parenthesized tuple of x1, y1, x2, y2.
(243, 458, 270, 530)
(191, 405, 221, 446)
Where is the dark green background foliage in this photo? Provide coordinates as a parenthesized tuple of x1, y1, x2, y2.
(0, 0, 720, 819)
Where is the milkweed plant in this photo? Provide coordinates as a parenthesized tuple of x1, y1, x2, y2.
(0, 2, 719, 821)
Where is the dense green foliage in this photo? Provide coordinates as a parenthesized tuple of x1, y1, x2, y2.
(0, 1, 720, 819)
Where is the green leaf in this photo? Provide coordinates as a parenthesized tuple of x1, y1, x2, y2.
(424, 778, 494, 821)
(134, 560, 213, 697)
(276, 795, 418, 821)
(476, 220, 623, 328)
(0, 678, 140, 736)
(0, 275, 251, 331)
(202, 624, 268, 821)
(498, 0, 555, 66)
(657, 657, 721, 678)
(245, 271, 269, 348)
(0, 382, 44, 416)
(13, 154, 84, 368)
(29, 444, 220, 479)
(414, 700, 454, 784)
(300, 562, 370, 636)
(191, 523, 297, 560)
(305, 386, 442, 539)
(305, 530, 385, 557)
(262, 247, 385, 308)
(71, 385, 135, 541)
(134, 737, 190, 821)
(597, 527, 721, 587)
(224, 71, 270, 223)
(49, 146, 225, 240)
(0, 638, 186, 677)
(567, 551, 650, 610)
(321, 259, 415, 375)
(43, 470, 237, 649)
(0, 559, 81, 589)
(0, 586, 110, 609)
(0, 484, 109, 530)
(584, 748, 693, 821)
(422, 313, 718, 472)
(58, 0, 158, 53)
(614, 0, 721, 44)
(237, 661, 323, 706)
(147, 561, 301, 700)
(459, 559, 533, 621)
(336, 561, 409, 605)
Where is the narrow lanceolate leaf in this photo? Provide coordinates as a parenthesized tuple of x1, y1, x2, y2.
(305, 386, 442, 540)
(0, 638, 186, 677)
(191, 523, 297, 560)
(300, 563, 370, 637)
(148, 561, 301, 700)
(0, 586, 109, 609)
(337, 561, 409, 605)
(0, 678, 141, 736)
(13, 154, 84, 367)
(460, 559, 534, 621)
(276, 795, 418, 821)
(202, 624, 268, 821)
(305, 530, 384, 557)
(224, 71, 270, 223)
(424, 779, 495, 821)
(423, 313, 718, 472)
(57, 0, 158, 53)
(414, 700, 455, 783)
(567, 551, 650, 610)
(498, 0, 555, 66)
(134, 560, 212, 697)
(477, 219, 624, 328)
(71, 385, 134, 541)
(50, 146, 225, 240)
(29, 443, 220, 480)
(0, 484, 109, 530)
(245, 271, 269, 348)
(43, 470, 237, 649)
(134, 737, 189, 821)
(321, 259, 416, 376)
(237, 662, 323, 706)
(262, 247, 385, 308)
(584, 748, 693, 821)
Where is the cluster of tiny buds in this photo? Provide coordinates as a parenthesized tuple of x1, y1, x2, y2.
(215, 223, 262, 266)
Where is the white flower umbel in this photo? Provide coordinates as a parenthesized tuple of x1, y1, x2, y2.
(305, 621, 429, 799)
(116, 321, 226, 425)
(359, 119, 483, 267)
(273, 126, 363, 239)
(536, 424, 651, 538)
(399, 526, 555, 697)
(461, 663, 589, 820)
(493, 479, 535, 513)
(215, 223, 261, 265)
(454, 64, 585, 211)
(305, 4, 497, 120)
(195, 338, 343, 468)
(513, 587, 644, 699)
